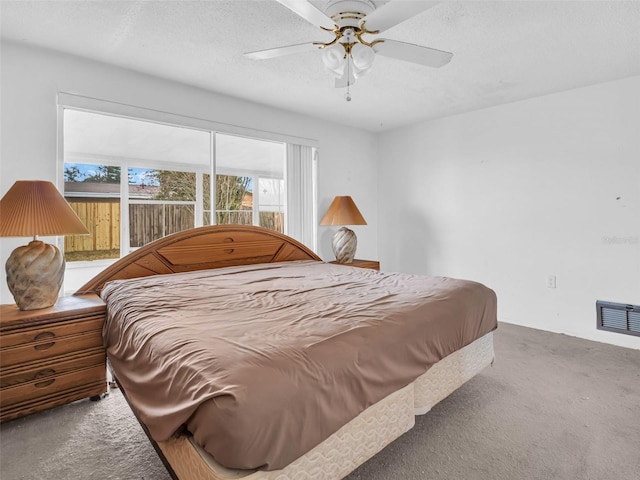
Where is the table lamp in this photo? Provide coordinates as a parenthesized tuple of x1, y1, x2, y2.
(0, 180, 89, 310)
(319, 196, 367, 264)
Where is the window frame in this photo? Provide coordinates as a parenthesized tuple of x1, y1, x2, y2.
(57, 93, 318, 268)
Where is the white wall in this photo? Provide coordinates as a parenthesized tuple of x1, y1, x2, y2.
(378, 76, 640, 349)
(4, 41, 637, 350)
(0, 41, 378, 304)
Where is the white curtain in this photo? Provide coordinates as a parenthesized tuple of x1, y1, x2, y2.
(286, 144, 316, 250)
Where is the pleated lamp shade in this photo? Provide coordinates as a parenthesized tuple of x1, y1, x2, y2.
(319, 196, 366, 264)
(0, 180, 88, 237)
(0, 181, 89, 310)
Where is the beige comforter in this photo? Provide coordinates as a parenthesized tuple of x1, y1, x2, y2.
(102, 261, 497, 470)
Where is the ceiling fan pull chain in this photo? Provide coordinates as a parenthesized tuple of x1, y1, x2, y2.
(345, 54, 352, 102)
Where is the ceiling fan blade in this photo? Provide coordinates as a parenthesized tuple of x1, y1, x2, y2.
(244, 42, 319, 60)
(373, 39, 453, 68)
(334, 69, 356, 88)
(362, 1, 439, 33)
(275, 0, 336, 30)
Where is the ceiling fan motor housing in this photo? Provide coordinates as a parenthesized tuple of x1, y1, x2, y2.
(325, 0, 376, 28)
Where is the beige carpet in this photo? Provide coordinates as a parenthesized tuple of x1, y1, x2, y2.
(1, 323, 639, 480)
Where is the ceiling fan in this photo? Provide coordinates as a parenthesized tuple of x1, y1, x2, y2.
(244, 0, 453, 98)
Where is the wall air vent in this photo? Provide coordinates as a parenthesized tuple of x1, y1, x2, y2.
(596, 301, 640, 337)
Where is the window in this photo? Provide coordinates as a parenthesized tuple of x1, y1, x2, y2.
(61, 106, 316, 292)
(128, 168, 197, 247)
(63, 110, 211, 263)
(64, 163, 122, 262)
(258, 177, 285, 232)
(214, 133, 286, 233)
(214, 174, 253, 226)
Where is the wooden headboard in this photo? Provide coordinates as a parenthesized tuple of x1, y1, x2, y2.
(75, 225, 321, 295)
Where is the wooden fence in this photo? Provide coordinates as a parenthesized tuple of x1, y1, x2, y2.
(129, 203, 195, 248)
(66, 200, 284, 258)
(65, 200, 120, 254)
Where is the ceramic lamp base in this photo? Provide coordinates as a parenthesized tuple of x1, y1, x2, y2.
(332, 227, 357, 264)
(5, 240, 64, 310)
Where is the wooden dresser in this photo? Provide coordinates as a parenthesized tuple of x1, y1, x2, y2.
(329, 259, 380, 271)
(0, 294, 107, 423)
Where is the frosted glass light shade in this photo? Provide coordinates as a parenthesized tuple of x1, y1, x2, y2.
(351, 43, 375, 78)
(322, 44, 346, 77)
(0, 180, 89, 310)
(321, 44, 375, 80)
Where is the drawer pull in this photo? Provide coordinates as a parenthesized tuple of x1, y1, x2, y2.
(224, 248, 235, 254)
(34, 331, 55, 341)
(34, 342, 56, 351)
(34, 378, 55, 388)
(34, 369, 56, 380)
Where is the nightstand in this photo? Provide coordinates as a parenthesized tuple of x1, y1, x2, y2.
(329, 259, 380, 271)
(0, 294, 107, 423)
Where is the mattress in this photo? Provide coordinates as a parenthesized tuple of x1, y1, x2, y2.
(155, 331, 494, 480)
(102, 261, 498, 470)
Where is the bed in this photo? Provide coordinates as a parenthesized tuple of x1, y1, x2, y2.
(75, 225, 497, 480)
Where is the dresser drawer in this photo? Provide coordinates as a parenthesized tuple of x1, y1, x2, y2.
(0, 331, 103, 368)
(0, 364, 106, 408)
(0, 348, 105, 388)
(0, 316, 103, 349)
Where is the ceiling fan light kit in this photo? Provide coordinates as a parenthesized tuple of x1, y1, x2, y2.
(245, 0, 454, 100)
(321, 40, 375, 79)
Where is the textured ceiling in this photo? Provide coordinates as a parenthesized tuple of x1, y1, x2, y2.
(2, 0, 640, 131)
